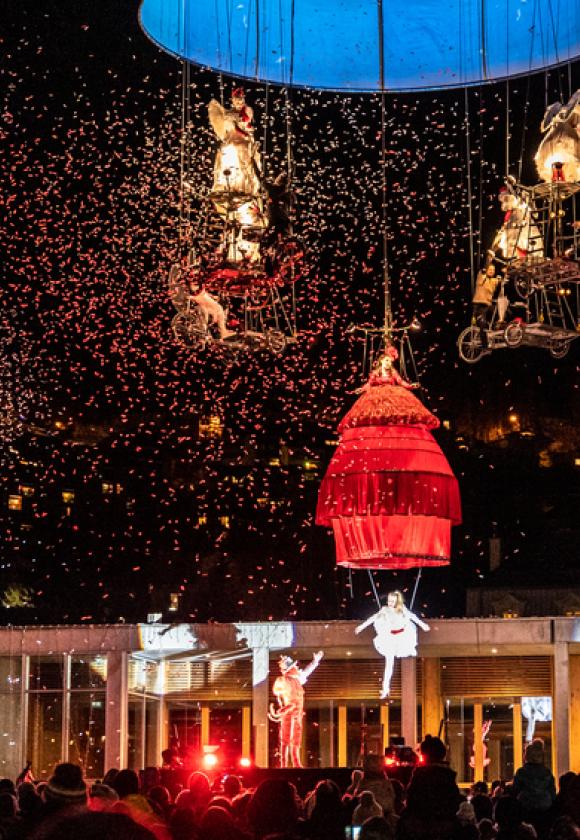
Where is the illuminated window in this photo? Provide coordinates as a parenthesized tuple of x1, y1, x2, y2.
(198, 515, 207, 526)
(19, 485, 35, 497)
(102, 482, 114, 495)
(8, 495, 22, 512)
(219, 515, 230, 529)
(169, 593, 181, 612)
(269, 457, 281, 467)
(442, 420, 451, 430)
(502, 611, 519, 619)
(198, 415, 223, 440)
(303, 460, 318, 471)
(62, 490, 75, 504)
(575, 458, 580, 468)
(257, 497, 269, 509)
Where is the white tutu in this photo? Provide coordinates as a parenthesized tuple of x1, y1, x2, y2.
(372, 608, 418, 659)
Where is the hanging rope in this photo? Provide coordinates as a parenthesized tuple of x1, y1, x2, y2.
(464, 87, 476, 294)
(367, 570, 381, 609)
(377, 0, 392, 342)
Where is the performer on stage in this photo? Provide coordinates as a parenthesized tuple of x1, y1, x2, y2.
(269, 651, 324, 768)
(355, 591, 429, 698)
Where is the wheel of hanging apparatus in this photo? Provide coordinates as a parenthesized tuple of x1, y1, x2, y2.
(458, 326, 485, 364)
(266, 330, 287, 354)
(171, 310, 206, 348)
(549, 337, 571, 358)
(504, 321, 525, 348)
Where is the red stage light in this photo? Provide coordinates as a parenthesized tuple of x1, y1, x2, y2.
(239, 757, 252, 768)
(202, 753, 219, 770)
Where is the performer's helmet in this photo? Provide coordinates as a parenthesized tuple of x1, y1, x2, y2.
(279, 655, 297, 673)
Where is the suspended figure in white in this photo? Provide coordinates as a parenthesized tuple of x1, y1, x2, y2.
(491, 180, 543, 262)
(535, 89, 580, 183)
(355, 590, 429, 699)
(208, 88, 266, 263)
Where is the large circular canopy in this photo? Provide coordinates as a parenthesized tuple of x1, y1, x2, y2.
(139, 0, 580, 92)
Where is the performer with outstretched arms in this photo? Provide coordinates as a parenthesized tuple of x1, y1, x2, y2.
(269, 651, 323, 767)
(355, 591, 429, 698)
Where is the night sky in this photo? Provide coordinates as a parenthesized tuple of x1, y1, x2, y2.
(1, 1, 579, 624)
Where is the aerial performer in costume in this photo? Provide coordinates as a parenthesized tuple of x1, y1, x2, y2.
(269, 651, 323, 767)
(535, 89, 580, 183)
(355, 591, 429, 698)
(491, 180, 543, 262)
(208, 88, 266, 263)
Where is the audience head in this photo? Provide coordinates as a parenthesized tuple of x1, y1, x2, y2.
(360, 816, 394, 840)
(524, 739, 545, 765)
(247, 779, 299, 839)
(223, 774, 242, 799)
(111, 768, 140, 800)
(495, 794, 523, 829)
(88, 782, 119, 812)
(472, 792, 493, 822)
(31, 810, 157, 839)
(478, 817, 498, 840)
(169, 807, 199, 840)
(0, 778, 16, 797)
(200, 804, 242, 840)
(44, 762, 87, 809)
(0, 792, 16, 818)
(548, 817, 580, 840)
(419, 734, 447, 764)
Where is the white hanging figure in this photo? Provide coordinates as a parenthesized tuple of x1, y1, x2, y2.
(492, 180, 543, 262)
(208, 89, 267, 264)
(208, 88, 262, 198)
(521, 697, 552, 744)
(535, 90, 580, 183)
(355, 590, 430, 699)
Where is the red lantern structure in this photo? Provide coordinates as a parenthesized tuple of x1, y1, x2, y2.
(316, 368, 461, 569)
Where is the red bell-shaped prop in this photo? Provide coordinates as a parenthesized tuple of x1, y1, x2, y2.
(316, 373, 461, 569)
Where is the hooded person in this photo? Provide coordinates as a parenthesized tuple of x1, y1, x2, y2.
(513, 739, 557, 835)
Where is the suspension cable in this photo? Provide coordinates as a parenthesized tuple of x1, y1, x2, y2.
(464, 87, 476, 293)
(377, 0, 392, 342)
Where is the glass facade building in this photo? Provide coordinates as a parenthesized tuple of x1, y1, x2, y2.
(0, 617, 578, 782)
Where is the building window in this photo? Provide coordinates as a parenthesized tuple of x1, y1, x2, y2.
(62, 490, 75, 504)
(8, 495, 22, 512)
(198, 415, 223, 440)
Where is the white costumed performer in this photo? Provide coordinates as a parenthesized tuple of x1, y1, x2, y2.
(355, 590, 430, 699)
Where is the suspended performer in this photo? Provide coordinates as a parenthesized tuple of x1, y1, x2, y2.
(168, 261, 236, 342)
(208, 88, 263, 201)
(491, 182, 543, 262)
(268, 651, 323, 768)
(471, 263, 502, 349)
(535, 89, 580, 183)
(355, 591, 429, 698)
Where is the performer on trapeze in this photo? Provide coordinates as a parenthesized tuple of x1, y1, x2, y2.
(269, 651, 323, 768)
(355, 591, 429, 699)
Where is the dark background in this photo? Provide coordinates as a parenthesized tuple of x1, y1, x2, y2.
(1, 1, 578, 624)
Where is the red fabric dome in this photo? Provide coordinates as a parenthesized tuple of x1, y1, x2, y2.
(316, 378, 461, 569)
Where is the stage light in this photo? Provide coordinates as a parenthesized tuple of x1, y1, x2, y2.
(239, 757, 252, 768)
(202, 752, 219, 770)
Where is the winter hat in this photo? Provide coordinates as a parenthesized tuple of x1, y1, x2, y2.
(44, 762, 87, 806)
(524, 739, 545, 765)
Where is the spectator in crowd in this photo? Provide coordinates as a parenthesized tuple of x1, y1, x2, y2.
(247, 779, 299, 839)
(513, 739, 557, 837)
(397, 735, 461, 840)
(353, 791, 384, 826)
